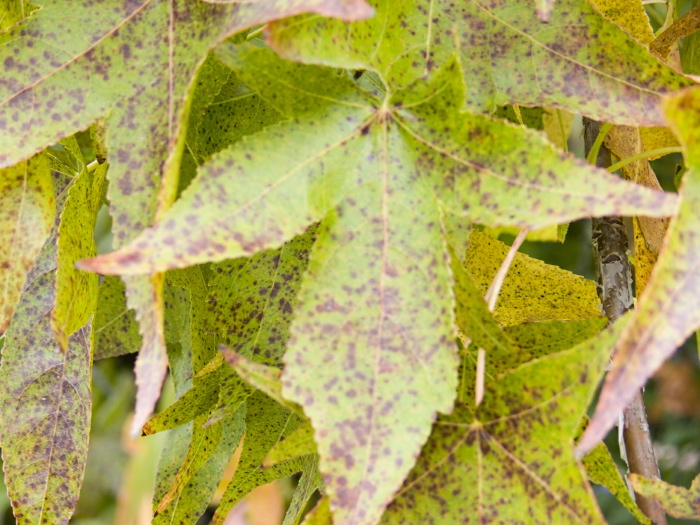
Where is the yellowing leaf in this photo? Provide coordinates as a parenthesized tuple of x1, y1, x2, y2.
(629, 472, 700, 520)
(0, 174, 94, 524)
(579, 86, 700, 455)
(0, 152, 54, 333)
(590, 0, 655, 45)
(264, 420, 316, 468)
(465, 230, 602, 326)
(268, 0, 691, 125)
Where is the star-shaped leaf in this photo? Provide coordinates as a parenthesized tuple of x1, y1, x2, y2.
(381, 318, 627, 524)
(267, 0, 691, 125)
(578, 86, 700, 455)
(79, 41, 678, 524)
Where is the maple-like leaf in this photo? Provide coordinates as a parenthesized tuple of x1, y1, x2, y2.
(578, 86, 700, 455)
(267, 0, 691, 125)
(0, 152, 54, 333)
(0, 168, 101, 523)
(79, 41, 678, 524)
(381, 319, 627, 524)
(1, 0, 373, 437)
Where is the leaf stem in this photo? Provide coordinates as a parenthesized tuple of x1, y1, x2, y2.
(246, 25, 267, 41)
(476, 228, 530, 407)
(607, 147, 682, 174)
(583, 117, 667, 525)
(586, 122, 613, 165)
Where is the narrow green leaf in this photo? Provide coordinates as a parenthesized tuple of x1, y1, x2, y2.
(52, 162, 106, 348)
(221, 348, 303, 417)
(0, 152, 54, 333)
(303, 497, 333, 525)
(0, 174, 95, 524)
(582, 438, 651, 524)
(264, 420, 317, 468)
(579, 86, 700, 455)
(268, 0, 691, 125)
(283, 454, 323, 525)
(93, 276, 141, 359)
(0, 0, 38, 31)
(382, 319, 628, 524)
(213, 391, 306, 525)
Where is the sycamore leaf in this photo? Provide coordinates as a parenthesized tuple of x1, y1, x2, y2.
(578, 86, 700, 455)
(267, 0, 691, 125)
(0, 173, 95, 524)
(629, 472, 700, 520)
(80, 43, 678, 525)
(213, 391, 307, 525)
(382, 319, 627, 524)
(93, 276, 141, 359)
(264, 420, 317, 468)
(0, 152, 54, 333)
(465, 230, 603, 326)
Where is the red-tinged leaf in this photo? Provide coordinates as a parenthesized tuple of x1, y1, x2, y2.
(0, 152, 54, 334)
(0, 173, 95, 524)
(267, 0, 691, 125)
(578, 87, 700, 456)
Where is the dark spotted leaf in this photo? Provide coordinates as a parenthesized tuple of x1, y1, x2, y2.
(267, 0, 691, 125)
(579, 86, 700, 455)
(582, 434, 651, 524)
(382, 318, 628, 524)
(0, 152, 54, 333)
(284, 454, 324, 525)
(629, 472, 700, 520)
(80, 44, 677, 525)
(212, 391, 307, 525)
(0, 172, 96, 524)
(93, 276, 140, 359)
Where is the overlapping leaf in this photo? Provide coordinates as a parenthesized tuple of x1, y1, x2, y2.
(382, 319, 627, 524)
(0, 166, 102, 523)
(465, 231, 603, 326)
(578, 86, 700, 455)
(629, 472, 700, 520)
(267, 0, 691, 125)
(79, 41, 679, 524)
(0, 152, 54, 333)
(93, 276, 140, 360)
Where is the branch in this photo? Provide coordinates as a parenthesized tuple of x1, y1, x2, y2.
(583, 118, 667, 525)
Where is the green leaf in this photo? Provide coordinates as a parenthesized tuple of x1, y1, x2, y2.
(81, 45, 677, 525)
(0, 152, 54, 333)
(267, 0, 691, 125)
(0, 0, 38, 31)
(582, 437, 651, 524)
(264, 420, 317, 467)
(579, 86, 700, 455)
(382, 318, 628, 524)
(52, 161, 106, 348)
(629, 472, 700, 520)
(221, 348, 303, 417)
(93, 276, 141, 359)
(213, 391, 307, 525)
(465, 230, 603, 326)
(284, 454, 324, 525)
(0, 173, 95, 524)
(504, 318, 609, 361)
(303, 497, 333, 525)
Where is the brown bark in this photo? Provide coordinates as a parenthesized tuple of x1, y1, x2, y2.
(583, 118, 667, 525)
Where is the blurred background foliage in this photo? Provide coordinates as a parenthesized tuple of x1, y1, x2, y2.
(1, 0, 700, 523)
